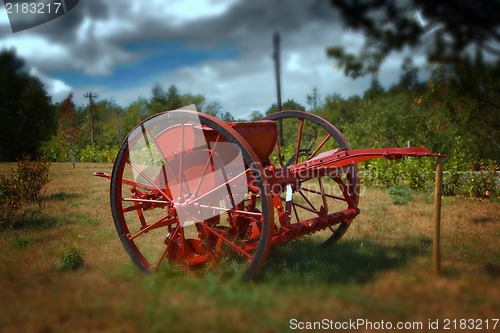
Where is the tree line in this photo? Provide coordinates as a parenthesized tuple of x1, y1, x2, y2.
(0, 48, 498, 162)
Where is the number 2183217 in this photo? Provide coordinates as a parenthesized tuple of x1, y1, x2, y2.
(5, 2, 62, 14)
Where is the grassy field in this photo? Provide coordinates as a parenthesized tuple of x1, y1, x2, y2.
(0, 162, 498, 333)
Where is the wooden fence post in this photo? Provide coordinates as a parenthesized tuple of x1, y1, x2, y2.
(433, 156, 444, 274)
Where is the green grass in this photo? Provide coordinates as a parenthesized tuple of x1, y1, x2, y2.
(0, 162, 498, 332)
(56, 245, 85, 271)
(388, 184, 414, 205)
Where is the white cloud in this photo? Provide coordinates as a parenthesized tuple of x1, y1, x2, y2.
(285, 52, 305, 74)
(165, 0, 239, 25)
(29, 67, 72, 102)
(0, 35, 67, 65)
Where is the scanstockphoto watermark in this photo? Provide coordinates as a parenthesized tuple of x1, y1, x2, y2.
(289, 318, 500, 331)
(289, 318, 424, 331)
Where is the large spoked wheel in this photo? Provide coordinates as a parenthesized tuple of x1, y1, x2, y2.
(111, 110, 274, 278)
(264, 110, 359, 246)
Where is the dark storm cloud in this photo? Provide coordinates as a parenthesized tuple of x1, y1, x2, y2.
(29, 0, 111, 38)
(6, 0, 342, 75)
(122, 0, 341, 54)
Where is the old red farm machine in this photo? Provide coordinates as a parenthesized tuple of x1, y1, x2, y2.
(95, 110, 439, 278)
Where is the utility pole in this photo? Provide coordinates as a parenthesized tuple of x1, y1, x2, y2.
(84, 92, 98, 150)
(273, 31, 283, 146)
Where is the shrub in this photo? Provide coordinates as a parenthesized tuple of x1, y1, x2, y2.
(359, 158, 434, 190)
(40, 143, 120, 163)
(358, 139, 498, 200)
(56, 246, 85, 271)
(0, 156, 51, 228)
(465, 159, 499, 199)
(388, 185, 413, 205)
(15, 156, 51, 205)
(442, 137, 470, 196)
(0, 175, 23, 228)
(77, 145, 119, 163)
(39, 140, 69, 162)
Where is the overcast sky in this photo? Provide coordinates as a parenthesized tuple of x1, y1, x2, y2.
(0, 0, 425, 119)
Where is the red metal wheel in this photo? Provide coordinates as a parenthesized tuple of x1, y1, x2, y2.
(264, 110, 359, 246)
(110, 110, 274, 278)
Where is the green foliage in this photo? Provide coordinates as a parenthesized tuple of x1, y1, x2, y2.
(11, 236, 33, 249)
(360, 158, 434, 190)
(42, 83, 230, 160)
(147, 83, 182, 115)
(444, 55, 500, 159)
(77, 145, 119, 163)
(306, 87, 323, 112)
(202, 100, 223, 117)
(441, 137, 469, 196)
(56, 246, 85, 271)
(41, 143, 120, 163)
(437, 136, 498, 199)
(465, 160, 498, 199)
(359, 141, 498, 200)
(39, 138, 70, 162)
(269, 145, 298, 167)
(265, 99, 305, 116)
(465, 172, 497, 199)
(248, 110, 264, 121)
(316, 58, 498, 162)
(388, 185, 413, 205)
(93, 100, 126, 147)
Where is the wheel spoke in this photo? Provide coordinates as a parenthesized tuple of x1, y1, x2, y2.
(292, 203, 300, 223)
(127, 160, 173, 205)
(199, 223, 253, 260)
(128, 215, 176, 241)
(318, 177, 328, 211)
(122, 197, 170, 205)
(308, 133, 331, 159)
(299, 186, 347, 202)
(118, 177, 161, 190)
(295, 119, 304, 165)
(290, 200, 320, 214)
(152, 224, 181, 272)
(297, 189, 318, 212)
(275, 142, 284, 167)
(140, 124, 156, 163)
(197, 204, 263, 218)
(181, 124, 185, 199)
(193, 134, 221, 199)
(188, 167, 250, 205)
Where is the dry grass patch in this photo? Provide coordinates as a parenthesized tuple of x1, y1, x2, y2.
(0, 162, 498, 332)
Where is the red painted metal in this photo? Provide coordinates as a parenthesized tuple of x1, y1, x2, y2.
(96, 109, 440, 277)
(271, 208, 360, 245)
(288, 147, 440, 172)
